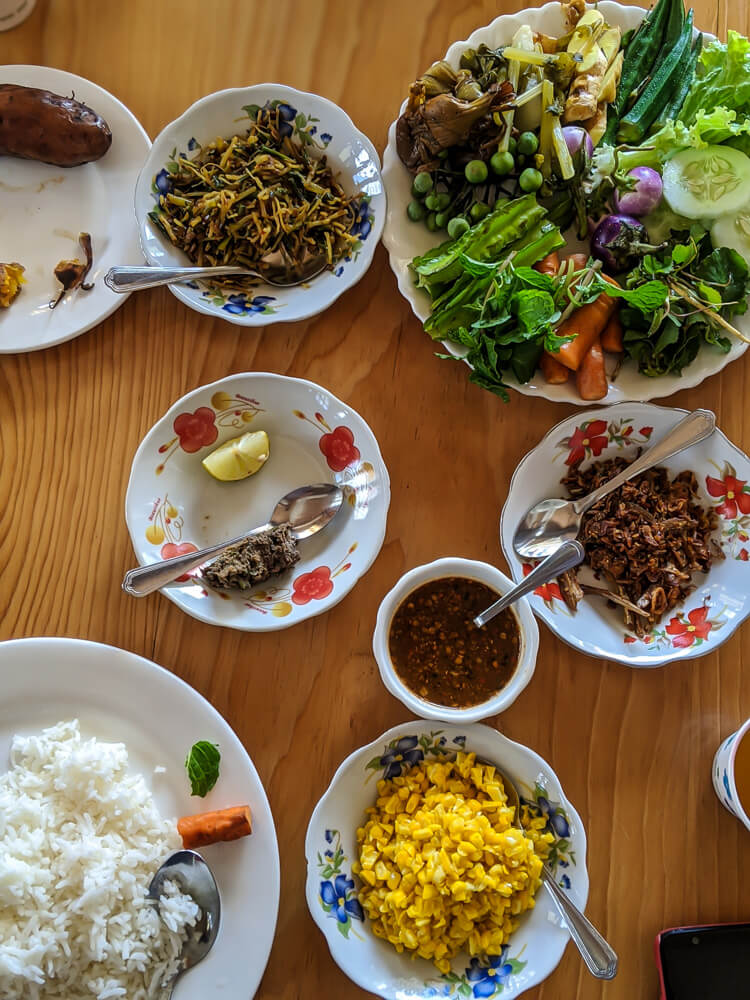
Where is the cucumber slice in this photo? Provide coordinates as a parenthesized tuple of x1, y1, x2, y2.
(662, 145, 750, 220)
(711, 209, 750, 267)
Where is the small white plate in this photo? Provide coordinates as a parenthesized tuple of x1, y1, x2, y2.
(0, 66, 150, 354)
(0, 637, 280, 999)
(500, 402, 750, 666)
(134, 84, 385, 326)
(306, 720, 588, 999)
(381, 3, 744, 405)
(125, 372, 390, 631)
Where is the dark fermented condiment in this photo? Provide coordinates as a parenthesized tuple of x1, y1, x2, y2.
(388, 576, 520, 708)
(203, 524, 299, 591)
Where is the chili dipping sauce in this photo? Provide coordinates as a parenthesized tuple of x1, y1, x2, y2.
(388, 576, 520, 708)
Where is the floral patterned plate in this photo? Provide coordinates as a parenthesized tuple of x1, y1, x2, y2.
(500, 403, 750, 666)
(133, 84, 384, 326)
(305, 721, 588, 999)
(124, 372, 390, 631)
(381, 3, 747, 404)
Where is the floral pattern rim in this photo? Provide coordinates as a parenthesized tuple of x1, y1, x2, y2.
(149, 100, 375, 316)
(314, 731, 578, 999)
(144, 389, 376, 618)
(518, 416, 750, 647)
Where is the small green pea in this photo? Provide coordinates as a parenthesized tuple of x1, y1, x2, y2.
(437, 149, 449, 159)
(464, 159, 488, 184)
(490, 150, 515, 176)
(435, 211, 449, 229)
(435, 193, 451, 211)
(508, 137, 517, 154)
(519, 167, 543, 192)
(413, 171, 434, 195)
(470, 201, 491, 221)
(426, 211, 439, 232)
(447, 216, 470, 238)
(407, 200, 426, 222)
(517, 131, 539, 156)
(516, 154, 527, 168)
(424, 193, 440, 211)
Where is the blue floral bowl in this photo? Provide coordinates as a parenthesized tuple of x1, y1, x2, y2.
(133, 84, 384, 326)
(305, 721, 589, 999)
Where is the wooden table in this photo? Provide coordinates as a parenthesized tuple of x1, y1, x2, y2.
(2, 1, 750, 997)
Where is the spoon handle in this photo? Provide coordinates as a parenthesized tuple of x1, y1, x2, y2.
(473, 541, 585, 628)
(574, 409, 715, 517)
(541, 863, 618, 979)
(104, 265, 252, 292)
(122, 524, 272, 597)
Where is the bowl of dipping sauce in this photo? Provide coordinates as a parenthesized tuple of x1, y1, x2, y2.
(373, 557, 539, 722)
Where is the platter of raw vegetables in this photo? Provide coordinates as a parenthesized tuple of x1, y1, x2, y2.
(381, 0, 750, 404)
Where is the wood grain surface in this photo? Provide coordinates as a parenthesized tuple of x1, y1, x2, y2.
(2, 2, 749, 998)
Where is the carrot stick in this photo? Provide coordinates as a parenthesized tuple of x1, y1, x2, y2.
(601, 312, 624, 352)
(534, 251, 560, 276)
(540, 351, 570, 384)
(549, 284, 619, 371)
(576, 338, 608, 400)
(178, 805, 252, 849)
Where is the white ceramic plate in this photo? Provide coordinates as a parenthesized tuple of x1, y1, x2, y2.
(381, 3, 744, 405)
(306, 720, 588, 999)
(125, 372, 390, 631)
(0, 637, 280, 999)
(134, 84, 385, 326)
(0, 66, 150, 354)
(500, 402, 750, 666)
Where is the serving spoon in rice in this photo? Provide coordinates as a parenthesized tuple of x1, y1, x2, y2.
(148, 850, 221, 997)
(444, 751, 618, 981)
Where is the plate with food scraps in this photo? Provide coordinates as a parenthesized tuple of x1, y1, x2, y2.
(0, 65, 150, 354)
(0, 637, 280, 999)
(500, 402, 750, 666)
(133, 83, 385, 325)
(125, 371, 390, 631)
(305, 720, 588, 1000)
(381, 1, 750, 405)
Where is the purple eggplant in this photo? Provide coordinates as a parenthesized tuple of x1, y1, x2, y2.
(590, 214, 663, 272)
(613, 166, 663, 216)
(562, 126, 594, 161)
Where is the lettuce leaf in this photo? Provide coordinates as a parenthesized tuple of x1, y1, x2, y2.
(679, 31, 750, 125)
(619, 107, 750, 170)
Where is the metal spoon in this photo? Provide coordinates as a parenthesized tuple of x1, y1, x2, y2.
(148, 850, 220, 999)
(104, 252, 327, 292)
(122, 483, 343, 598)
(473, 540, 585, 628)
(443, 752, 617, 980)
(513, 409, 716, 561)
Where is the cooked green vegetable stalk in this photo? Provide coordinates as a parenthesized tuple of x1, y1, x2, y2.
(185, 741, 221, 797)
(602, 0, 674, 144)
(149, 105, 365, 273)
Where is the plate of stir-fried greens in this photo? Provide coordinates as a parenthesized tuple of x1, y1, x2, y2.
(382, 0, 750, 405)
(135, 83, 384, 325)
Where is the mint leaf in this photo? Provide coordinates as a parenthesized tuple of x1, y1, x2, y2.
(590, 276, 669, 313)
(185, 741, 221, 797)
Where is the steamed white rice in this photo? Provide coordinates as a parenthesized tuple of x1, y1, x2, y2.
(0, 720, 200, 999)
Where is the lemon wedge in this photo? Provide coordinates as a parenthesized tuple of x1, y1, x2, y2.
(201, 430, 270, 482)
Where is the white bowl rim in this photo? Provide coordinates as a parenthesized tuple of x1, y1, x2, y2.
(305, 718, 589, 999)
(500, 401, 750, 666)
(124, 370, 391, 631)
(134, 82, 385, 327)
(373, 557, 539, 722)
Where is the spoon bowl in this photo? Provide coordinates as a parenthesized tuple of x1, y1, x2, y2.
(122, 483, 343, 597)
(513, 409, 715, 560)
(148, 850, 221, 997)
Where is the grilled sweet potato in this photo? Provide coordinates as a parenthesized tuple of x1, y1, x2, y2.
(0, 84, 112, 166)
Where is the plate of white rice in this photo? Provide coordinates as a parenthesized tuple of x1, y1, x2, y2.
(0, 637, 280, 1000)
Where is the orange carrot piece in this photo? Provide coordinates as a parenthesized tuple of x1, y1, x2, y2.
(566, 252, 589, 270)
(540, 351, 570, 384)
(534, 251, 560, 276)
(576, 338, 608, 400)
(549, 286, 618, 371)
(178, 805, 252, 849)
(601, 312, 624, 353)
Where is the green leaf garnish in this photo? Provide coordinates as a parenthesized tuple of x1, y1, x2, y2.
(185, 741, 221, 797)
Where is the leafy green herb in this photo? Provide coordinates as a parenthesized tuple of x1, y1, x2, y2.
(185, 741, 221, 797)
(587, 276, 669, 312)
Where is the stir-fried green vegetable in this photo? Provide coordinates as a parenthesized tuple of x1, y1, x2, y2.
(185, 741, 221, 797)
(149, 105, 365, 273)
